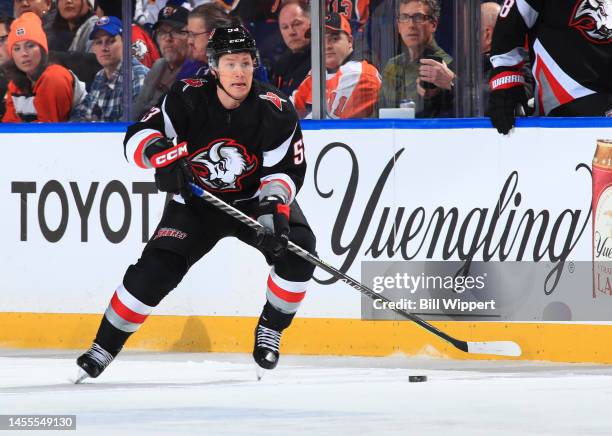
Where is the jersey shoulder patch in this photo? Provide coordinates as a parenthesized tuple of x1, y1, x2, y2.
(181, 78, 207, 91)
(258, 91, 288, 111)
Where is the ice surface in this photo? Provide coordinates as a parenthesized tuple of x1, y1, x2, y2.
(1, 349, 612, 435)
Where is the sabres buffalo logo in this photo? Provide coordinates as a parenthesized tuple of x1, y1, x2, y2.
(190, 139, 258, 192)
(570, 0, 612, 43)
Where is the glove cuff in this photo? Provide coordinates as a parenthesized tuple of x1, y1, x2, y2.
(489, 70, 525, 91)
(148, 141, 189, 168)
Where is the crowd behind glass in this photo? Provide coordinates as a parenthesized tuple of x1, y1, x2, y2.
(0, 0, 600, 124)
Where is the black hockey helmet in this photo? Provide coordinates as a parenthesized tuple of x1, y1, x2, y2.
(206, 25, 259, 69)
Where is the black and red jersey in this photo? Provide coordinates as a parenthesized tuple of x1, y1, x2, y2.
(490, 0, 612, 115)
(124, 78, 305, 205)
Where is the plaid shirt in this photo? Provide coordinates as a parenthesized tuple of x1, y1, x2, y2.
(72, 58, 149, 122)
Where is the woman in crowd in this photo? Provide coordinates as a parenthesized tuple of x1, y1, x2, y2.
(2, 12, 83, 122)
(47, 0, 97, 52)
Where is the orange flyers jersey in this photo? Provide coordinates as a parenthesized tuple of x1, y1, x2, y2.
(291, 60, 381, 119)
(2, 64, 74, 123)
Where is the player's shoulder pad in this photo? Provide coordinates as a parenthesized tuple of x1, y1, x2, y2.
(255, 81, 295, 115)
(167, 77, 211, 110)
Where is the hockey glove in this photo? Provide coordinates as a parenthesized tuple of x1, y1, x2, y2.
(256, 196, 290, 258)
(487, 68, 528, 135)
(145, 138, 194, 195)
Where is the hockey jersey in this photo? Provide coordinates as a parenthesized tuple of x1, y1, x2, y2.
(124, 78, 305, 205)
(2, 64, 75, 123)
(291, 59, 381, 119)
(327, 0, 370, 32)
(490, 0, 612, 115)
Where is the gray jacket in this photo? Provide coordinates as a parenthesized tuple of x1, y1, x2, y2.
(133, 58, 181, 121)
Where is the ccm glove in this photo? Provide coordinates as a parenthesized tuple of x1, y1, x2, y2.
(144, 138, 193, 195)
(487, 68, 528, 135)
(256, 196, 290, 258)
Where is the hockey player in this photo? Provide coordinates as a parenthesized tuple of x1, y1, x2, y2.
(488, 0, 612, 134)
(76, 25, 316, 381)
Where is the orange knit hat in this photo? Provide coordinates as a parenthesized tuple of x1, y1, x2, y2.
(7, 12, 48, 55)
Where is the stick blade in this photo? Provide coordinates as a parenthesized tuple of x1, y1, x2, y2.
(467, 341, 522, 357)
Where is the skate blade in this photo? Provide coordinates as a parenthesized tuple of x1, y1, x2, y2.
(73, 368, 89, 384)
(255, 364, 268, 381)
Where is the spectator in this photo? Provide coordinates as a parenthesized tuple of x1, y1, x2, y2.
(133, 6, 189, 119)
(326, 0, 370, 33)
(135, 0, 193, 29)
(177, 2, 234, 80)
(47, 0, 97, 52)
(13, 0, 57, 43)
(13, 0, 53, 21)
(378, 0, 455, 117)
(71, 16, 148, 121)
(292, 12, 381, 119)
(326, 0, 376, 60)
(230, 0, 284, 72)
(2, 12, 83, 122)
(269, 0, 311, 96)
(13, 0, 100, 91)
(94, 0, 161, 69)
(0, 15, 13, 119)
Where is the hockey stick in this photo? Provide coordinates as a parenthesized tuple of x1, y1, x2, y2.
(189, 183, 522, 357)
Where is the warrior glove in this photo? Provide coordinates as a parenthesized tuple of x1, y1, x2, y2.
(145, 138, 194, 196)
(256, 196, 290, 258)
(487, 68, 528, 135)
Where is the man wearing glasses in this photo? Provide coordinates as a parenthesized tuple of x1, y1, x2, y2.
(133, 6, 190, 119)
(175, 3, 235, 81)
(378, 0, 455, 117)
(0, 15, 13, 119)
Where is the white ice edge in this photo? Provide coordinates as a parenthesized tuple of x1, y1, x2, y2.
(467, 341, 522, 357)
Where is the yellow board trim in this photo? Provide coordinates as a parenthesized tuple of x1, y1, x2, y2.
(1, 312, 612, 363)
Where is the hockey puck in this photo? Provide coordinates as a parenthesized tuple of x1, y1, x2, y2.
(408, 375, 427, 382)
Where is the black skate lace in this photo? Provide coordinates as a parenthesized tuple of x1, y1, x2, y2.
(256, 325, 281, 352)
(85, 343, 114, 368)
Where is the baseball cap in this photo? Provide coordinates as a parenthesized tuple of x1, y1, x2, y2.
(153, 6, 189, 30)
(89, 16, 122, 40)
(325, 12, 351, 37)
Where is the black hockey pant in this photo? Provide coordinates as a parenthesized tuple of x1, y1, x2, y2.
(94, 197, 316, 355)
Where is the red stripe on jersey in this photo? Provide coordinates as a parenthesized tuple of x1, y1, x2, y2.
(261, 178, 293, 199)
(267, 276, 306, 303)
(110, 292, 149, 324)
(535, 54, 573, 108)
(134, 132, 163, 169)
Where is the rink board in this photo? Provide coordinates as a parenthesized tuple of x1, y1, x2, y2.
(4, 312, 612, 363)
(2, 118, 612, 362)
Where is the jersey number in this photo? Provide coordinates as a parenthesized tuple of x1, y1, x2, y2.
(328, 92, 348, 118)
(293, 139, 304, 165)
(500, 0, 514, 18)
(329, 0, 353, 19)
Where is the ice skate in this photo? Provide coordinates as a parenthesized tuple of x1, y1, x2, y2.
(74, 343, 115, 383)
(253, 316, 282, 378)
